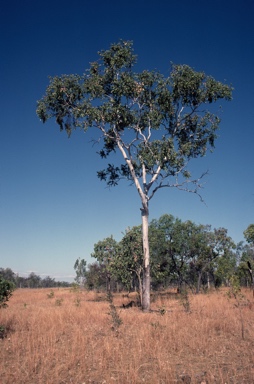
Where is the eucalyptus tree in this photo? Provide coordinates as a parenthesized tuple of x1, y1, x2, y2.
(84, 262, 108, 291)
(74, 258, 87, 287)
(91, 236, 119, 292)
(189, 227, 235, 293)
(244, 224, 254, 245)
(37, 40, 232, 311)
(214, 249, 237, 287)
(237, 243, 254, 287)
(27, 272, 42, 289)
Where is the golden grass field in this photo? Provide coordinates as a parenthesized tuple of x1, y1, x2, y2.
(0, 287, 254, 384)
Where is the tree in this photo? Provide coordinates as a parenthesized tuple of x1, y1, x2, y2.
(244, 224, 254, 245)
(41, 276, 56, 288)
(74, 258, 87, 287)
(37, 40, 232, 311)
(0, 268, 17, 284)
(214, 249, 237, 287)
(190, 227, 235, 293)
(149, 216, 201, 291)
(27, 272, 41, 288)
(0, 278, 15, 309)
(148, 214, 187, 289)
(85, 262, 108, 291)
(114, 226, 144, 303)
(237, 243, 254, 287)
(91, 236, 119, 292)
(242, 226, 254, 293)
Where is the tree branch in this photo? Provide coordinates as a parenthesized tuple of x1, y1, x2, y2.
(148, 171, 208, 203)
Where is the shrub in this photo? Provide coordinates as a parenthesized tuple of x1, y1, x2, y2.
(0, 278, 15, 309)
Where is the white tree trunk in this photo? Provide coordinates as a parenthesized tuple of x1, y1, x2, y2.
(141, 204, 150, 311)
(116, 140, 151, 311)
(207, 272, 210, 290)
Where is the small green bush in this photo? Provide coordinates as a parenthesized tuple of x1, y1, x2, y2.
(0, 278, 15, 309)
(55, 298, 63, 306)
(47, 290, 55, 299)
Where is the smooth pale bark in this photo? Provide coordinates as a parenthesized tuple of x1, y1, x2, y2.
(141, 205, 150, 311)
(132, 265, 143, 307)
(117, 140, 152, 310)
(207, 272, 210, 290)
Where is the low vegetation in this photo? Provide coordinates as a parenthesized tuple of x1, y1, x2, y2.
(1, 287, 254, 383)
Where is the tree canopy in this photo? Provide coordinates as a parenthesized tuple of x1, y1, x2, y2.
(37, 40, 232, 195)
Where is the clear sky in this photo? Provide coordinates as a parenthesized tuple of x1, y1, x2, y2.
(1, 0, 253, 282)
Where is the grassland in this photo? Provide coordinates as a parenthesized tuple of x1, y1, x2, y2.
(0, 287, 254, 383)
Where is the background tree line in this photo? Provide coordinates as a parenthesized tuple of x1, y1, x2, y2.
(1, 220, 253, 295)
(0, 269, 71, 289)
(82, 216, 254, 300)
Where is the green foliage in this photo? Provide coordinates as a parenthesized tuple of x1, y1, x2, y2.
(69, 282, 80, 292)
(244, 224, 254, 245)
(148, 215, 235, 292)
(47, 290, 55, 299)
(0, 278, 15, 309)
(91, 236, 118, 264)
(37, 39, 232, 194)
(84, 262, 108, 291)
(74, 258, 87, 286)
(236, 242, 254, 287)
(0, 319, 14, 339)
(106, 291, 122, 332)
(226, 275, 246, 339)
(111, 226, 143, 293)
(55, 298, 63, 306)
(26, 272, 42, 288)
(91, 236, 119, 292)
(0, 268, 17, 284)
(0, 325, 6, 339)
(215, 250, 237, 285)
(88, 213, 237, 293)
(227, 275, 243, 300)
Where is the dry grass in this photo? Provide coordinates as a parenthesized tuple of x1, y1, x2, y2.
(0, 287, 254, 384)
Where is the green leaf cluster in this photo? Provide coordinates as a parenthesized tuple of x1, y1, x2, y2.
(0, 278, 15, 308)
(244, 224, 254, 245)
(73, 258, 87, 286)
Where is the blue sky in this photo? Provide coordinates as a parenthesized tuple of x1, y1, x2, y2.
(1, 0, 253, 282)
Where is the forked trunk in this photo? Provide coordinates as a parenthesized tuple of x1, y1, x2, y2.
(141, 205, 150, 311)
